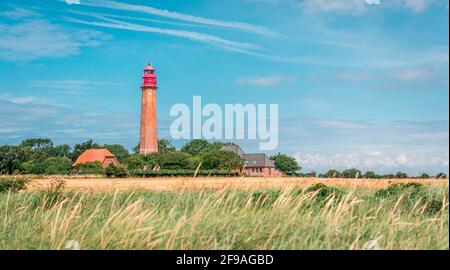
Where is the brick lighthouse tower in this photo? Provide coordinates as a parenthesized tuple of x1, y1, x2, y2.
(139, 63, 158, 154)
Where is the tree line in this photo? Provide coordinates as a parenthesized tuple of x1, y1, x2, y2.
(0, 138, 447, 179)
(314, 168, 447, 179)
(0, 138, 299, 177)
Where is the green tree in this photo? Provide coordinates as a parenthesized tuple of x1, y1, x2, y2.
(270, 153, 301, 174)
(103, 144, 130, 162)
(20, 138, 53, 150)
(122, 154, 146, 170)
(158, 151, 192, 170)
(76, 161, 104, 175)
(435, 172, 448, 179)
(200, 150, 244, 170)
(181, 139, 222, 156)
(395, 172, 409, 179)
(42, 157, 72, 175)
(158, 139, 176, 153)
(363, 171, 378, 179)
(132, 139, 176, 154)
(324, 170, 341, 178)
(419, 173, 430, 179)
(132, 143, 140, 154)
(341, 168, 362, 179)
(105, 164, 129, 178)
(47, 144, 71, 158)
(142, 153, 161, 169)
(0, 146, 30, 174)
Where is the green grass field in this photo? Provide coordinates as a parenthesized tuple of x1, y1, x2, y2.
(0, 180, 448, 250)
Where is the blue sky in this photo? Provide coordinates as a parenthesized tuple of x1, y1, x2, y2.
(0, 0, 448, 174)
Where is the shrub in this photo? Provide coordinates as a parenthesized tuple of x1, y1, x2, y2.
(435, 173, 448, 179)
(375, 183, 443, 215)
(375, 183, 425, 199)
(105, 164, 129, 178)
(42, 157, 72, 175)
(305, 183, 345, 201)
(131, 169, 240, 177)
(39, 179, 68, 209)
(123, 154, 145, 170)
(0, 178, 28, 193)
(158, 151, 192, 170)
(252, 189, 282, 207)
(76, 161, 104, 175)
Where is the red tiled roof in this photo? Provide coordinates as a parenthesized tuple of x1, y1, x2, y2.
(73, 148, 116, 167)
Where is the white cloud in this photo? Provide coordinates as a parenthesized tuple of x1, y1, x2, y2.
(65, 16, 259, 54)
(0, 93, 37, 104)
(294, 151, 449, 174)
(388, 68, 435, 81)
(74, 0, 272, 35)
(301, 0, 368, 15)
(236, 75, 296, 86)
(65, 0, 81, 4)
(0, 7, 39, 19)
(0, 98, 140, 147)
(277, 117, 449, 174)
(400, 0, 430, 12)
(300, 0, 445, 14)
(29, 80, 117, 94)
(0, 8, 110, 62)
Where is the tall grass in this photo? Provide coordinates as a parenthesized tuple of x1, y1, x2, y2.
(0, 183, 448, 250)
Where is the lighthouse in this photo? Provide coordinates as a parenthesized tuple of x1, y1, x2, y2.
(139, 63, 158, 154)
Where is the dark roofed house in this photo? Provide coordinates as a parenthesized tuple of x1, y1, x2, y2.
(222, 145, 281, 177)
(243, 153, 280, 177)
(222, 144, 245, 157)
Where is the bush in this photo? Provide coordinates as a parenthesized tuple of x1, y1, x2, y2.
(0, 178, 28, 193)
(375, 183, 443, 215)
(131, 169, 240, 177)
(76, 161, 104, 175)
(105, 164, 129, 178)
(305, 183, 345, 201)
(42, 157, 72, 175)
(375, 183, 425, 199)
(123, 154, 146, 170)
(252, 189, 282, 207)
(158, 151, 193, 169)
(38, 179, 68, 209)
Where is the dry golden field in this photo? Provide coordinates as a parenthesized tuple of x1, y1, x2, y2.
(26, 176, 449, 191)
(1, 175, 448, 249)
